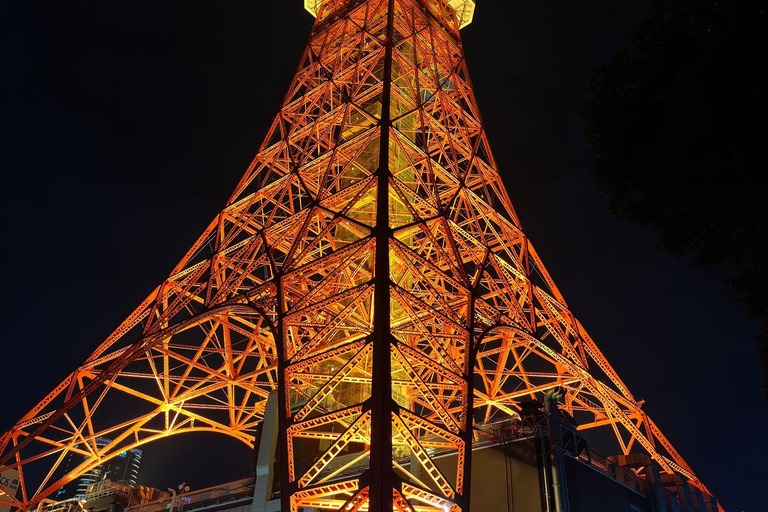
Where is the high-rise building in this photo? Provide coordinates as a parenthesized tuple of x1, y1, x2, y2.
(105, 449, 142, 488)
(54, 439, 142, 501)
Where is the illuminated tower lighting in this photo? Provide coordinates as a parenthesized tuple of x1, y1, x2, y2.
(0, 1, 720, 511)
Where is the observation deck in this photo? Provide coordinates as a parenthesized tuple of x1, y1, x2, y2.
(304, 0, 476, 28)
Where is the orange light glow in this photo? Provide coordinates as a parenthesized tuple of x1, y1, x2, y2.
(0, 1, 714, 510)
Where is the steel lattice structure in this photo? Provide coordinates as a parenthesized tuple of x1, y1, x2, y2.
(0, 1, 716, 511)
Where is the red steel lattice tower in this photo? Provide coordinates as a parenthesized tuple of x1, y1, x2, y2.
(0, 1, 719, 511)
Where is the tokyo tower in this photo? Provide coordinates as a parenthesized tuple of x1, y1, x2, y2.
(0, 1, 721, 511)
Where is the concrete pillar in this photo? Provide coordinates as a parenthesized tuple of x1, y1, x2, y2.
(691, 486, 707, 512)
(664, 488, 682, 512)
(661, 475, 694, 512)
(251, 393, 279, 512)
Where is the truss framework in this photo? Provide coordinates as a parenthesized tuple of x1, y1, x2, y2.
(1, 1, 713, 511)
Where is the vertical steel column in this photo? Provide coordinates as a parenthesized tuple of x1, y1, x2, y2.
(273, 275, 292, 512)
(369, 0, 395, 510)
(461, 293, 477, 511)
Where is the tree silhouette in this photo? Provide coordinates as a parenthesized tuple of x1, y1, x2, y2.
(581, 0, 766, 396)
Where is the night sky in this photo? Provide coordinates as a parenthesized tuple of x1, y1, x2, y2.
(2, 1, 765, 510)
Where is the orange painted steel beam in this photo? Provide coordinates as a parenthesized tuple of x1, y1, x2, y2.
(0, 0, 719, 510)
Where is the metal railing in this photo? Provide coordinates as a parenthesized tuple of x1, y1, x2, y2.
(126, 478, 254, 512)
(474, 416, 648, 495)
(85, 480, 132, 503)
(578, 452, 647, 494)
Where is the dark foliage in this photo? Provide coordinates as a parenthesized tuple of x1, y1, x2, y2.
(581, 0, 767, 395)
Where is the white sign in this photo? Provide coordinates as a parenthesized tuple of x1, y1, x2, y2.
(0, 466, 20, 512)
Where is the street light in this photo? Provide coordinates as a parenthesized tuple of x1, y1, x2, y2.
(164, 484, 189, 512)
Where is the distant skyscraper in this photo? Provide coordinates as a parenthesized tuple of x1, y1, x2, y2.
(54, 439, 143, 501)
(105, 448, 142, 487)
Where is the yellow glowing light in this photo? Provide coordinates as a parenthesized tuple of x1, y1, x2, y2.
(304, 0, 475, 28)
(448, 0, 476, 28)
(304, 0, 321, 16)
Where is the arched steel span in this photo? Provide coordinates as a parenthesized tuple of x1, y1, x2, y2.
(1, 1, 718, 510)
(0, 302, 278, 510)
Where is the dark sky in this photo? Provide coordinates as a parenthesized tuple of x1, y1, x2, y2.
(2, 1, 765, 510)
